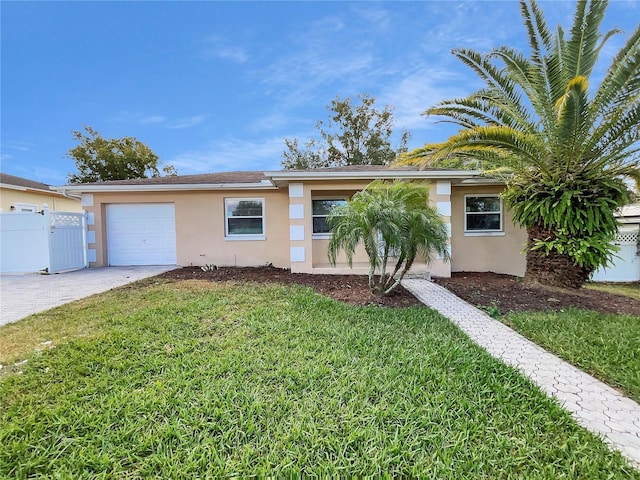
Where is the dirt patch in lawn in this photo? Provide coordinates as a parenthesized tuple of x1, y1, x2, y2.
(158, 266, 423, 308)
(435, 272, 640, 316)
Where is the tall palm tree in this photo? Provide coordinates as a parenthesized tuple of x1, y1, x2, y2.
(401, 0, 640, 288)
(327, 181, 449, 296)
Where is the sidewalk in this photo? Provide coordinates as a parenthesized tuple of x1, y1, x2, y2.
(402, 278, 640, 469)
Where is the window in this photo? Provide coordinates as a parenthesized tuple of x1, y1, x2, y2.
(12, 203, 38, 213)
(312, 199, 347, 234)
(465, 195, 502, 232)
(225, 198, 265, 239)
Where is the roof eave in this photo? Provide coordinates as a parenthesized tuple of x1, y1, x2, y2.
(51, 182, 277, 194)
(264, 169, 484, 185)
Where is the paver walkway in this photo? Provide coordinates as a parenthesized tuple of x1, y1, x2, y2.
(402, 278, 640, 469)
(0, 266, 177, 326)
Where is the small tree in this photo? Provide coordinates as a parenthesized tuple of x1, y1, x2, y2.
(327, 181, 449, 296)
(282, 94, 410, 169)
(67, 126, 176, 183)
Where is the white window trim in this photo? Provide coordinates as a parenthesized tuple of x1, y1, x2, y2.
(464, 194, 503, 235)
(311, 197, 348, 238)
(224, 197, 266, 240)
(12, 202, 38, 212)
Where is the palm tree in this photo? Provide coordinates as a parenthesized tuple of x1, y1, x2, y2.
(401, 0, 640, 288)
(327, 181, 449, 296)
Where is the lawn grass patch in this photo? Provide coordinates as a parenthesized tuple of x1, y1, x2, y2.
(1, 281, 637, 477)
(503, 308, 640, 402)
(587, 282, 640, 301)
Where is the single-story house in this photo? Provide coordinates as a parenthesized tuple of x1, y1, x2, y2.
(53, 165, 528, 278)
(0, 172, 81, 213)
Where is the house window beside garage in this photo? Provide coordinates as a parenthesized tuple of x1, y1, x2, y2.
(465, 195, 502, 233)
(225, 198, 265, 240)
(312, 198, 347, 235)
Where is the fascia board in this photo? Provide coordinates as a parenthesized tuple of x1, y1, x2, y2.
(264, 170, 482, 181)
(50, 182, 278, 194)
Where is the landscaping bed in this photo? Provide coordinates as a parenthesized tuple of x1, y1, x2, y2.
(434, 272, 640, 316)
(159, 266, 423, 308)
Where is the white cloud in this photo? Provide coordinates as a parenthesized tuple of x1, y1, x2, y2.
(168, 115, 207, 129)
(168, 136, 286, 174)
(1, 141, 33, 152)
(202, 36, 248, 64)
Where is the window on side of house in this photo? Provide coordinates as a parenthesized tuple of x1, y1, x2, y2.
(12, 203, 38, 212)
(464, 195, 502, 232)
(225, 198, 265, 239)
(312, 198, 347, 235)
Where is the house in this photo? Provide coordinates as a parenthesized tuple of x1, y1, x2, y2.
(0, 172, 81, 213)
(53, 165, 528, 277)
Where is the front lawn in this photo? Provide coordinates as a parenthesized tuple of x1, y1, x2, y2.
(1, 280, 637, 477)
(587, 282, 640, 301)
(502, 308, 640, 403)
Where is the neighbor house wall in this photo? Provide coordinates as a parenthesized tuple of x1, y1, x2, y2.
(450, 185, 527, 277)
(86, 190, 290, 268)
(0, 187, 81, 212)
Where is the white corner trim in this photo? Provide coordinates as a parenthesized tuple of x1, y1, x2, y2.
(436, 181, 451, 196)
(87, 249, 97, 263)
(436, 201, 451, 217)
(289, 204, 304, 219)
(86, 212, 95, 225)
(81, 194, 94, 207)
(290, 246, 306, 262)
(290, 225, 304, 241)
(289, 183, 304, 198)
(86, 230, 96, 244)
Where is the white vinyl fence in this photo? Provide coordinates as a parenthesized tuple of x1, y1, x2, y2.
(0, 208, 87, 274)
(592, 225, 640, 282)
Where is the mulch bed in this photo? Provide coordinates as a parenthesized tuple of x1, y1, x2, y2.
(158, 266, 640, 315)
(435, 272, 640, 316)
(158, 266, 423, 308)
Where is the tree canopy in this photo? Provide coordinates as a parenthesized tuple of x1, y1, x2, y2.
(400, 0, 640, 288)
(67, 126, 177, 183)
(282, 94, 410, 170)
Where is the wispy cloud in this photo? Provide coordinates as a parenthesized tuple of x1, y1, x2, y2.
(1, 141, 34, 152)
(111, 111, 206, 130)
(168, 115, 207, 129)
(202, 36, 248, 63)
(168, 136, 286, 174)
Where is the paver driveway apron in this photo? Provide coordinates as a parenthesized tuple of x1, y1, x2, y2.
(402, 278, 640, 470)
(0, 266, 177, 326)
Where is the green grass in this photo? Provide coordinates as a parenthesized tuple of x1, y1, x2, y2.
(503, 309, 640, 403)
(587, 282, 640, 301)
(1, 280, 638, 478)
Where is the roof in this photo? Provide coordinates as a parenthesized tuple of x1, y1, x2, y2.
(52, 165, 489, 193)
(0, 172, 53, 192)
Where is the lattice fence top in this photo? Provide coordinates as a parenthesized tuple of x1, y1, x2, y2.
(50, 212, 83, 228)
(616, 226, 639, 245)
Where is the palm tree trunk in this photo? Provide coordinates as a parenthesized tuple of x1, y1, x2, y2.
(524, 225, 591, 289)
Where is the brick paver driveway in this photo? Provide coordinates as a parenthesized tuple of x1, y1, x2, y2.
(0, 266, 177, 326)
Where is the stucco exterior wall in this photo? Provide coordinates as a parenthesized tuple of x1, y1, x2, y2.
(450, 185, 527, 277)
(0, 187, 81, 212)
(87, 190, 290, 268)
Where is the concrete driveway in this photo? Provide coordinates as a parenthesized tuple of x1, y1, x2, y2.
(0, 266, 178, 326)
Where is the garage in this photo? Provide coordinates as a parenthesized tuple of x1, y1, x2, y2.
(106, 203, 176, 266)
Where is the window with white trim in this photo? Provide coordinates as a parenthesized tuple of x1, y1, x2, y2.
(225, 198, 265, 238)
(312, 198, 347, 234)
(12, 203, 38, 212)
(465, 195, 502, 232)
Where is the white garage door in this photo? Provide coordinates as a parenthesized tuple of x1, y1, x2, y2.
(107, 204, 176, 266)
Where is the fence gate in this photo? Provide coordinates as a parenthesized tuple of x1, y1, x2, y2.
(592, 225, 640, 282)
(48, 211, 86, 273)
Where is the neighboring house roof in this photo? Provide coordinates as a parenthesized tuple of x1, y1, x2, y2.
(0, 172, 56, 193)
(617, 203, 640, 224)
(52, 165, 492, 194)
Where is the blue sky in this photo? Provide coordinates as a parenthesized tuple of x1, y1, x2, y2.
(1, 1, 638, 185)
